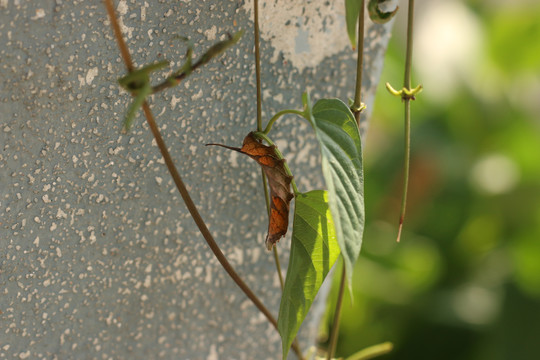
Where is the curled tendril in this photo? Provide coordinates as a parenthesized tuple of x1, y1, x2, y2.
(368, 0, 399, 24)
(385, 82, 423, 101)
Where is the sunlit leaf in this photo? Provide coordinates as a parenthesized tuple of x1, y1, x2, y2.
(278, 190, 340, 359)
(303, 95, 365, 289)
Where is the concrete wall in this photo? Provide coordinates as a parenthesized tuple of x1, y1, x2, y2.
(0, 0, 393, 358)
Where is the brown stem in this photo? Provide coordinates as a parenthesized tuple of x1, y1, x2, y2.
(141, 103, 304, 359)
(103, 0, 134, 72)
(104, 1, 303, 358)
(141, 101, 275, 321)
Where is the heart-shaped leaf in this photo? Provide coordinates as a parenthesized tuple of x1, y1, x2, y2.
(278, 190, 340, 359)
(303, 95, 365, 289)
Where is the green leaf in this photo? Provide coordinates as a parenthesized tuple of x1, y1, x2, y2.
(278, 190, 340, 359)
(345, 0, 362, 48)
(368, 0, 398, 24)
(305, 95, 365, 289)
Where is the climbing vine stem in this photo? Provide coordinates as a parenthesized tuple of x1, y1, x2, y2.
(352, 0, 366, 125)
(254, 0, 263, 129)
(252, 0, 287, 297)
(396, 0, 419, 242)
(398, 0, 416, 243)
(103, 1, 303, 358)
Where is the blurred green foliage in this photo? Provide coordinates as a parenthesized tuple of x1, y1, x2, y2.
(321, 2, 540, 360)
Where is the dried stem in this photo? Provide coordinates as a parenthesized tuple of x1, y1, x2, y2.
(104, 0, 134, 71)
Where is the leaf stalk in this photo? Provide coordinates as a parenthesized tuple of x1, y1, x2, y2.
(326, 267, 346, 360)
(263, 109, 306, 134)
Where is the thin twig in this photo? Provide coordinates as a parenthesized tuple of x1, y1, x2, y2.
(397, 0, 415, 242)
(403, 0, 415, 91)
(254, 0, 263, 129)
(273, 247, 285, 290)
(253, 0, 284, 290)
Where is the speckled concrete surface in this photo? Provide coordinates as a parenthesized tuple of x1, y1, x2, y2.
(0, 0, 392, 359)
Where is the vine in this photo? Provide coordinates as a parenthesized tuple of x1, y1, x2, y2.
(103, 0, 304, 358)
(104, 0, 419, 358)
(385, 0, 423, 242)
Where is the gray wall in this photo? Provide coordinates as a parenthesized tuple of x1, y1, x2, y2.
(0, 0, 393, 358)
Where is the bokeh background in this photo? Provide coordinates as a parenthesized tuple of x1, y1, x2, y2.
(322, 1, 540, 359)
